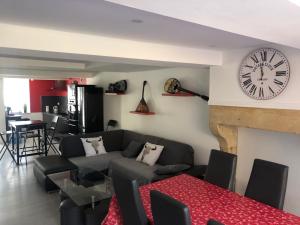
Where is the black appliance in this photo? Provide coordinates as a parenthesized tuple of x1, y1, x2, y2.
(67, 84, 103, 134)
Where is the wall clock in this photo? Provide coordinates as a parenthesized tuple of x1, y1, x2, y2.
(239, 48, 290, 100)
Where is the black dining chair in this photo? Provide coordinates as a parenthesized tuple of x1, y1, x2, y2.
(204, 149, 237, 191)
(245, 159, 288, 209)
(207, 219, 224, 225)
(111, 166, 149, 225)
(150, 190, 192, 225)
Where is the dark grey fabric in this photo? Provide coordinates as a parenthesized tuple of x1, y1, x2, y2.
(204, 149, 237, 191)
(109, 158, 164, 185)
(207, 219, 224, 225)
(69, 151, 123, 172)
(122, 130, 147, 149)
(111, 165, 149, 225)
(98, 130, 124, 152)
(81, 130, 124, 152)
(60, 130, 124, 158)
(157, 138, 194, 166)
(245, 159, 288, 210)
(154, 164, 191, 175)
(122, 130, 194, 166)
(151, 190, 192, 225)
(122, 140, 144, 158)
(60, 136, 85, 158)
(34, 155, 77, 175)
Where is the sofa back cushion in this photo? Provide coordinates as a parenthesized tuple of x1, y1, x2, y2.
(157, 139, 194, 166)
(60, 135, 85, 158)
(60, 130, 124, 158)
(122, 130, 194, 166)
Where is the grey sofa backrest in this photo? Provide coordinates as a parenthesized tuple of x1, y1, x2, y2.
(60, 129, 194, 165)
(122, 130, 194, 166)
(60, 130, 124, 158)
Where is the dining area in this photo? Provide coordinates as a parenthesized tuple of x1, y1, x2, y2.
(0, 113, 64, 165)
(102, 150, 300, 225)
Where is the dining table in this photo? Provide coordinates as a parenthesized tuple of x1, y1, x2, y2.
(9, 120, 47, 165)
(102, 174, 300, 225)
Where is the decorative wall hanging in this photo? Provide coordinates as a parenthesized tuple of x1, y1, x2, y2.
(239, 48, 290, 100)
(135, 80, 150, 113)
(164, 78, 209, 101)
(105, 80, 127, 94)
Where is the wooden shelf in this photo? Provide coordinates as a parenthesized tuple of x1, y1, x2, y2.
(130, 111, 156, 115)
(104, 92, 126, 96)
(162, 92, 195, 97)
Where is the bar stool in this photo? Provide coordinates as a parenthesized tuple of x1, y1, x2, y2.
(20, 125, 42, 165)
(0, 131, 16, 163)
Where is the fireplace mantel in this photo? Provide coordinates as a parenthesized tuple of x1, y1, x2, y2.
(209, 105, 300, 154)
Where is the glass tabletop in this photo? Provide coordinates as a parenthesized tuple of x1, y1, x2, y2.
(48, 169, 114, 207)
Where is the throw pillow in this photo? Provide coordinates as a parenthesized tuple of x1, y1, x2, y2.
(154, 164, 191, 175)
(122, 140, 144, 158)
(81, 136, 107, 157)
(136, 142, 164, 166)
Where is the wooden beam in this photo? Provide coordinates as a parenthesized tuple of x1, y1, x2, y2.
(209, 105, 300, 154)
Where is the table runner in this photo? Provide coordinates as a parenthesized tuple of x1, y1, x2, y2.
(102, 174, 300, 225)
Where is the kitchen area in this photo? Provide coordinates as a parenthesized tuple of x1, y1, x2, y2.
(5, 78, 104, 136)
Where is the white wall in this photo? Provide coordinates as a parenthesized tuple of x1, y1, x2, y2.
(0, 78, 6, 134)
(88, 67, 219, 165)
(210, 45, 300, 215)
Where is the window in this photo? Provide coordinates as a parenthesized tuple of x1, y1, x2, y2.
(3, 78, 30, 113)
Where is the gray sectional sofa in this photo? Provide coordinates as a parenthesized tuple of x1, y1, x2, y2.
(61, 129, 194, 184)
(34, 129, 194, 191)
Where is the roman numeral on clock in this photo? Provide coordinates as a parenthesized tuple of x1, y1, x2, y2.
(260, 51, 267, 61)
(241, 73, 251, 78)
(269, 52, 276, 63)
(243, 79, 252, 87)
(269, 86, 275, 95)
(249, 84, 257, 95)
(276, 71, 286, 76)
(274, 79, 283, 86)
(245, 65, 253, 69)
(251, 54, 259, 64)
(274, 60, 284, 68)
(259, 87, 264, 98)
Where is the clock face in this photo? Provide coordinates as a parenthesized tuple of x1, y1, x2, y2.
(239, 48, 290, 100)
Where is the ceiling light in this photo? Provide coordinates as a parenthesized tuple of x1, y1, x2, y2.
(289, 0, 300, 7)
(131, 19, 143, 24)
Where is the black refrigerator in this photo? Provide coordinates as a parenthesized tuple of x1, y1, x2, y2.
(67, 84, 103, 134)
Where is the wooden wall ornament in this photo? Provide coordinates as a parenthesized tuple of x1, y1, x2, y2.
(135, 80, 150, 113)
(164, 78, 209, 101)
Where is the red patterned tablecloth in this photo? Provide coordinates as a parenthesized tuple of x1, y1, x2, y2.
(101, 174, 300, 225)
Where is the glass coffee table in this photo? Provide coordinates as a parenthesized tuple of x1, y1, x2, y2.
(48, 169, 114, 208)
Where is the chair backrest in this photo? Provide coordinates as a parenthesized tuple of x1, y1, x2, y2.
(204, 149, 237, 191)
(207, 219, 224, 225)
(245, 159, 288, 209)
(150, 190, 192, 225)
(111, 167, 148, 225)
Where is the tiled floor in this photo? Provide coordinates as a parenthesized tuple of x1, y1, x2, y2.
(0, 147, 60, 225)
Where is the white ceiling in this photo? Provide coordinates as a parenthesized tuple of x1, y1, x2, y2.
(0, 0, 269, 50)
(106, 0, 300, 50)
(0, 56, 167, 78)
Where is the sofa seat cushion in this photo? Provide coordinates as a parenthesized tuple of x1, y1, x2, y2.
(69, 151, 123, 172)
(34, 155, 77, 175)
(109, 157, 164, 185)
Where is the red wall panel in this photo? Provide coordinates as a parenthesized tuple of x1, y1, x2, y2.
(29, 78, 86, 112)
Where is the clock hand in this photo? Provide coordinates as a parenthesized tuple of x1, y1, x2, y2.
(259, 66, 264, 81)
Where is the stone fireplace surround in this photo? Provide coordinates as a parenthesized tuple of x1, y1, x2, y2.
(209, 105, 300, 154)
